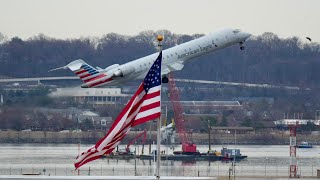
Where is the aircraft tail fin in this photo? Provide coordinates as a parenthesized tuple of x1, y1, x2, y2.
(64, 59, 106, 83)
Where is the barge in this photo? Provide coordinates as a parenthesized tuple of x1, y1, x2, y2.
(104, 147, 247, 161)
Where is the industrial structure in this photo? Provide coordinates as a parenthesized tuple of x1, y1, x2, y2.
(288, 122, 299, 178)
(162, 100, 242, 114)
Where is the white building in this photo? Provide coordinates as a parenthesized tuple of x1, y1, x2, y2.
(49, 87, 131, 105)
(274, 119, 320, 126)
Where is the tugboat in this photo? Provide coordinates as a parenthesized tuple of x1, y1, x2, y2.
(220, 147, 247, 161)
(298, 141, 313, 148)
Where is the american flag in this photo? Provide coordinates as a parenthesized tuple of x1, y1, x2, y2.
(74, 52, 162, 169)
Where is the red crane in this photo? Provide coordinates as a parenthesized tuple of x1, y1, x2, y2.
(125, 129, 147, 154)
(168, 73, 197, 155)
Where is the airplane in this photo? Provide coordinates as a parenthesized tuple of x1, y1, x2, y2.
(50, 28, 251, 88)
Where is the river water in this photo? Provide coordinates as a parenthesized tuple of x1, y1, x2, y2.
(0, 144, 319, 177)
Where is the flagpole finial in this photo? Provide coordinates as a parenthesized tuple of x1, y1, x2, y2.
(157, 35, 163, 42)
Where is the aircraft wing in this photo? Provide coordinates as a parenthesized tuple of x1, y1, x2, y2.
(162, 61, 185, 75)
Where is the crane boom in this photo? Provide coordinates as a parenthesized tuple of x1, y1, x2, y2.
(168, 73, 197, 154)
(125, 129, 147, 153)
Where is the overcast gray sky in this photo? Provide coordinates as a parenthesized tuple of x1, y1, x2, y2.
(1, 0, 320, 42)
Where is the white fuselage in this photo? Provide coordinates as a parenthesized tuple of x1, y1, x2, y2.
(83, 28, 251, 87)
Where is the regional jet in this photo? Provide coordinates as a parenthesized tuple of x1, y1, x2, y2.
(50, 28, 251, 88)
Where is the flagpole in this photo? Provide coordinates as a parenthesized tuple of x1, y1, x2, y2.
(156, 34, 163, 180)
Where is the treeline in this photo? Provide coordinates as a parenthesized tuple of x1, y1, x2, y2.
(0, 106, 74, 131)
(0, 31, 320, 87)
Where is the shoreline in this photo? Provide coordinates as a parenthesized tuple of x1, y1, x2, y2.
(0, 130, 319, 145)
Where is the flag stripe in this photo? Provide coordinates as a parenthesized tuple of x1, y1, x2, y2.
(126, 90, 158, 118)
(77, 126, 131, 167)
(95, 95, 140, 151)
(76, 148, 114, 168)
(76, 130, 127, 167)
(76, 131, 126, 167)
(122, 90, 160, 129)
(94, 86, 160, 152)
(94, 84, 144, 149)
(76, 96, 159, 167)
(76, 98, 158, 168)
(141, 95, 161, 108)
(132, 112, 161, 126)
(139, 101, 161, 114)
(144, 91, 160, 101)
(105, 84, 144, 136)
(147, 85, 161, 94)
(126, 86, 161, 119)
(135, 106, 161, 121)
(127, 96, 145, 118)
(101, 129, 130, 151)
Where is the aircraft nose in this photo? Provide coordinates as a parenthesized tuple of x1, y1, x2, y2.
(242, 32, 251, 39)
(81, 84, 89, 88)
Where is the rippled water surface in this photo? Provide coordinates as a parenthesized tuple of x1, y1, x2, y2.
(0, 144, 319, 177)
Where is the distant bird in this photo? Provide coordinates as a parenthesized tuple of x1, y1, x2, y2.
(306, 37, 312, 42)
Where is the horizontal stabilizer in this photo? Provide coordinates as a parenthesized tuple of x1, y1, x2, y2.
(48, 59, 85, 72)
(48, 66, 67, 72)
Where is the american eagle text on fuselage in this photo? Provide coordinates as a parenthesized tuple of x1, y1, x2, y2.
(177, 41, 215, 59)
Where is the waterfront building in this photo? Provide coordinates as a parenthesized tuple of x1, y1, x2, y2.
(274, 119, 320, 126)
(49, 87, 131, 106)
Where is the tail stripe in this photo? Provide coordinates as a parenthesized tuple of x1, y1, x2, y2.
(79, 71, 99, 77)
(79, 74, 94, 79)
(67, 60, 112, 87)
(82, 73, 103, 81)
(82, 65, 98, 72)
(88, 77, 113, 87)
(88, 70, 98, 74)
(75, 70, 87, 75)
(84, 74, 106, 83)
(74, 64, 100, 79)
(76, 70, 96, 77)
(83, 69, 96, 73)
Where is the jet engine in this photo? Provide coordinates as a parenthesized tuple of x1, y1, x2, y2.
(104, 64, 120, 72)
(112, 65, 135, 77)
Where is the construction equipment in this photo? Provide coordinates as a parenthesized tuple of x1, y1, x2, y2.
(167, 73, 198, 155)
(125, 129, 147, 154)
(160, 118, 175, 144)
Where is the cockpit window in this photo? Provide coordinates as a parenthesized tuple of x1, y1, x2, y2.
(233, 29, 240, 34)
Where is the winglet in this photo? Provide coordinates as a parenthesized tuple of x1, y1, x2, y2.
(64, 59, 85, 71)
